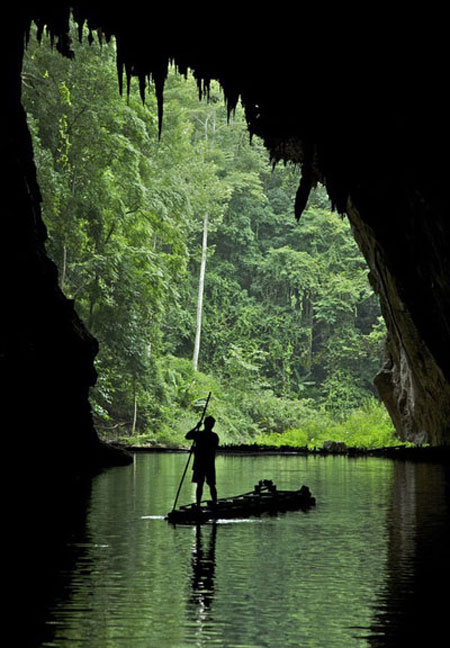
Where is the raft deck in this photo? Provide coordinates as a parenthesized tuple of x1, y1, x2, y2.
(166, 479, 315, 524)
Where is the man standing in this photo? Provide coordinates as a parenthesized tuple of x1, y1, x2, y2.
(186, 415, 219, 507)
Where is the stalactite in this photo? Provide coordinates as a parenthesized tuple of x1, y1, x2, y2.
(125, 60, 132, 99)
(294, 172, 312, 220)
(139, 73, 146, 104)
(117, 54, 124, 96)
(73, 12, 85, 42)
(35, 21, 44, 43)
(155, 76, 165, 139)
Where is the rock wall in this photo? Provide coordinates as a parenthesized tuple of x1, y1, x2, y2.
(4, 18, 130, 475)
(347, 200, 450, 445)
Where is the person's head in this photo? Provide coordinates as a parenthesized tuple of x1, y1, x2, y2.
(204, 415, 216, 431)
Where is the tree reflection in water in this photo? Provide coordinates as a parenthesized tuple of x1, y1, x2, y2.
(367, 463, 450, 646)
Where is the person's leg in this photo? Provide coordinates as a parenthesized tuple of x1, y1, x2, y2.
(209, 484, 217, 504)
(196, 478, 204, 506)
(206, 472, 217, 504)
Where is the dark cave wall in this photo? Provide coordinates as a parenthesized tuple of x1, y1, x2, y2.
(339, 112, 450, 446)
(347, 201, 450, 446)
(4, 18, 128, 474)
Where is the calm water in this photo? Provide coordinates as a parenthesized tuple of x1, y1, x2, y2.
(34, 453, 449, 647)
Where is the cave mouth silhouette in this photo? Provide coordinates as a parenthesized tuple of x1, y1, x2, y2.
(5, 7, 450, 491)
(22, 24, 387, 456)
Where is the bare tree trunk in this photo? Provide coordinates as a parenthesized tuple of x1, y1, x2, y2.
(303, 293, 314, 373)
(131, 387, 137, 435)
(193, 214, 208, 371)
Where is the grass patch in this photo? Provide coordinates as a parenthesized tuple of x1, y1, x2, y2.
(254, 399, 400, 449)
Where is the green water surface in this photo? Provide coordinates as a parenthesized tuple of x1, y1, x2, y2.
(39, 453, 449, 647)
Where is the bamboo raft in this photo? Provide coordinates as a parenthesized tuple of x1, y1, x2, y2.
(166, 479, 315, 524)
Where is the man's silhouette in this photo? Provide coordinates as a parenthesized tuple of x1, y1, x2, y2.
(186, 415, 219, 507)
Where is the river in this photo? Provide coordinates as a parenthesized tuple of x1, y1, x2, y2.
(31, 453, 449, 647)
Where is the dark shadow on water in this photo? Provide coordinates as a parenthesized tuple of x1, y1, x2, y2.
(366, 462, 450, 646)
(15, 473, 92, 648)
(189, 522, 217, 614)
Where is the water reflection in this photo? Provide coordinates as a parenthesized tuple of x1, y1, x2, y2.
(25, 454, 450, 647)
(190, 523, 217, 611)
(367, 463, 450, 646)
(187, 522, 218, 647)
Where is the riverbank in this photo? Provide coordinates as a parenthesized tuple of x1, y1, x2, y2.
(96, 398, 398, 451)
(123, 443, 450, 463)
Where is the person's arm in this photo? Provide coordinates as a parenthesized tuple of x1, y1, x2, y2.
(185, 428, 199, 441)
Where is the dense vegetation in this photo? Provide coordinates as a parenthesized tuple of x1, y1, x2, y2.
(22, 26, 398, 448)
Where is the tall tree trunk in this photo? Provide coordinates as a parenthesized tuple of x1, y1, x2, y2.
(193, 214, 208, 371)
(303, 293, 314, 373)
(131, 386, 137, 435)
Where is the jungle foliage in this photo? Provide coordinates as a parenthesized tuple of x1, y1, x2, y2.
(22, 25, 397, 447)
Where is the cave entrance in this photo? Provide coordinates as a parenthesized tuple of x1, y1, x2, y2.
(21, 22, 393, 450)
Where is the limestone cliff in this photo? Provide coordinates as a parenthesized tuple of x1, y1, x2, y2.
(347, 201, 450, 445)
